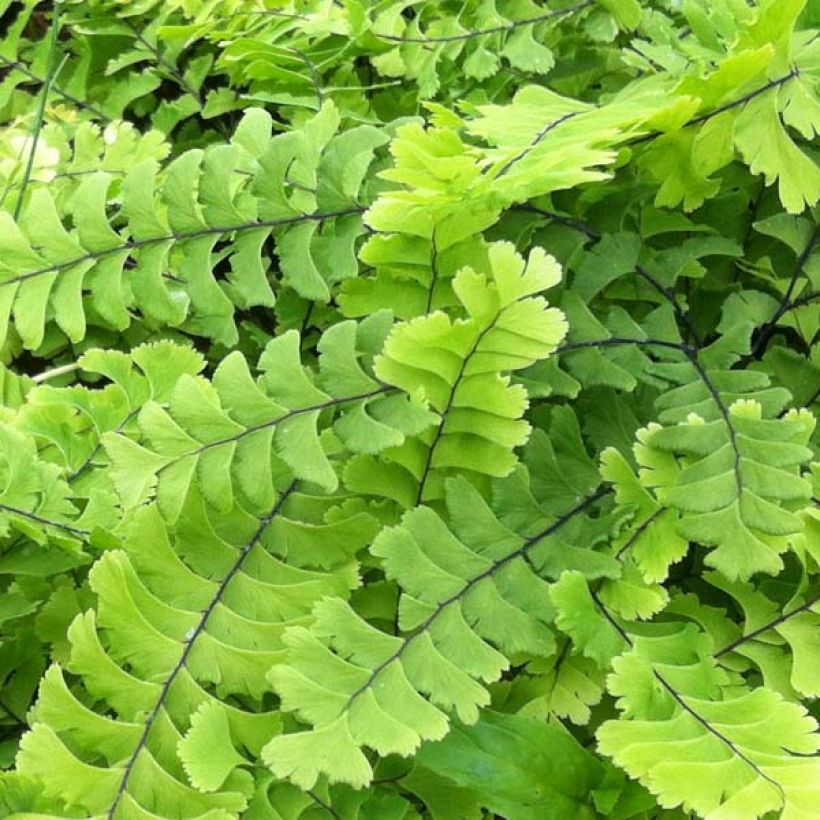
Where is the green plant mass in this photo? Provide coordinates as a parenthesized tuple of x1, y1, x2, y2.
(0, 0, 819, 817)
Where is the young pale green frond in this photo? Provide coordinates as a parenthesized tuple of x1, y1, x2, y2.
(344, 83, 647, 319)
(582, 447, 688, 622)
(263, 477, 614, 789)
(597, 626, 820, 820)
(345, 241, 567, 506)
(16, 486, 360, 818)
(342, 231, 491, 321)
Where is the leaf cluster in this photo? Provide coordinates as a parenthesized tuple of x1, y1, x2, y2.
(0, 1, 818, 819)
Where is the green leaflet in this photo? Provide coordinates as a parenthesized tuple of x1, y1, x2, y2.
(734, 90, 820, 215)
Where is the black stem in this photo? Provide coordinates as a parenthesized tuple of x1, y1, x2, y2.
(590, 589, 785, 797)
(509, 206, 701, 346)
(635, 264, 702, 348)
(744, 224, 820, 362)
(626, 70, 800, 146)
(158, 386, 393, 477)
(2, 207, 364, 290)
(124, 19, 201, 103)
(0, 502, 89, 539)
(715, 594, 820, 658)
(308, 790, 342, 819)
(344, 488, 611, 712)
(555, 337, 693, 356)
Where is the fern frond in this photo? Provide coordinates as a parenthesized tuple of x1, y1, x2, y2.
(639, 401, 814, 580)
(2, 1, 819, 816)
(16, 484, 361, 817)
(345, 241, 567, 506)
(103, 317, 434, 521)
(0, 103, 385, 350)
(263, 477, 612, 788)
(597, 625, 820, 820)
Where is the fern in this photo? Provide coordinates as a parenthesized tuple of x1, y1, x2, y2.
(1, 0, 820, 817)
(103, 315, 433, 521)
(597, 626, 820, 819)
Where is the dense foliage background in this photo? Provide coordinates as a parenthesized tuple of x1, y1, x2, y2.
(0, 0, 818, 817)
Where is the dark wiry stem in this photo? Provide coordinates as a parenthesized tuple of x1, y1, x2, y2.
(715, 594, 820, 658)
(344, 488, 610, 711)
(375, 1, 593, 44)
(426, 227, 440, 314)
(68, 408, 140, 483)
(744, 224, 820, 362)
(635, 264, 702, 348)
(555, 337, 693, 356)
(511, 204, 600, 239)
(106, 485, 296, 818)
(626, 69, 800, 146)
(1, 207, 363, 291)
(158, 387, 393, 477)
(496, 112, 580, 177)
(414, 320, 496, 505)
(0, 502, 89, 539)
(785, 290, 820, 311)
(685, 350, 743, 495)
(615, 509, 666, 560)
(308, 790, 341, 819)
(509, 206, 701, 346)
(124, 19, 201, 103)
